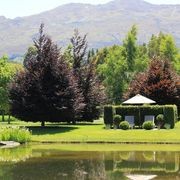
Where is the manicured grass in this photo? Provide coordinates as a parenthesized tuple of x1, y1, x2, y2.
(1, 118, 180, 144)
(31, 143, 180, 152)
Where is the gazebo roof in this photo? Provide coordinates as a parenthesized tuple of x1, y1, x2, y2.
(122, 94, 156, 105)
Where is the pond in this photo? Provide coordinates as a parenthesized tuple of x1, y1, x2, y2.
(0, 144, 180, 180)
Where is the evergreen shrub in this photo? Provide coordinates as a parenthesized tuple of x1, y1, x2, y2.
(104, 105, 114, 125)
(113, 115, 122, 128)
(143, 121, 154, 130)
(155, 114, 164, 129)
(119, 121, 130, 130)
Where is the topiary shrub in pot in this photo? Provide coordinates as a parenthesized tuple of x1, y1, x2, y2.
(155, 114, 164, 129)
(142, 121, 154, 130)
(119, 121, 130, 130)
(113, 115, 122, 129)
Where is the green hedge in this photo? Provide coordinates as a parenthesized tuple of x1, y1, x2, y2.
(104, 105, 178, 129)
(104, 105, 114, 125)
(163, 106, 176, 128)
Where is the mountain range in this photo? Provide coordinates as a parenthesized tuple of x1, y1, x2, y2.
(0, 0, 180, 58)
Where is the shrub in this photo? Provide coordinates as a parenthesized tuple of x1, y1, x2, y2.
(119, 121, 130, 130)
(143, 121, 154, 130)
(155, 114, 164, 129)
(156, 114, 164, 121)
(0, 126, 31, 143)
(113, 115, 122, 128)
(104, 105, 114, 125)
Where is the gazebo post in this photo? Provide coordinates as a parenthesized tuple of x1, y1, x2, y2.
(138, 107, 141, 127)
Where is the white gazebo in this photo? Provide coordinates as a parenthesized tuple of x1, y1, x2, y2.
(122, 94, 156, 105)
(122, 94, 156, 127)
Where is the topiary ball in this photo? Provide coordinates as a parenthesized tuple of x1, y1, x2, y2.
(119, 121, 130, 130)
(143, 121, 154, 130)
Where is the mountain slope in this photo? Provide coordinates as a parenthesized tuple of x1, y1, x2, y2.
(0, 0, 180, 57)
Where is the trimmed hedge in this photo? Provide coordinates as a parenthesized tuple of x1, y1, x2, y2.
(104, 105, 178, 129)
(104, 105, 114, 125)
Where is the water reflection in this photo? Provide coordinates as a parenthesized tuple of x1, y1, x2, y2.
(0, 145, 32, 162)
(0, 145, 179, 180)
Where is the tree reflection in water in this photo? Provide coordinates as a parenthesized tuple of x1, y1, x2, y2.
(0, 145, 179, 180)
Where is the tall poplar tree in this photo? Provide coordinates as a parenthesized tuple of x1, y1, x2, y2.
(123, 25, 138, 72)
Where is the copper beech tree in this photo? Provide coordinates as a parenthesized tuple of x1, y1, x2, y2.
(9, 24, 84, 126)
(124, 58, 180, 111)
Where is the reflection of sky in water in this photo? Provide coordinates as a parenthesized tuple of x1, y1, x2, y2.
(0, 145, 179, 179)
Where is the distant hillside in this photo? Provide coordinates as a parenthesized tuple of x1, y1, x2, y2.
(0, 0, 180, 58)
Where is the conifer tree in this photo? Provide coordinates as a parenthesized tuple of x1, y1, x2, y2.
(71, 30, 105, 121)
(9, 24, 83, 126)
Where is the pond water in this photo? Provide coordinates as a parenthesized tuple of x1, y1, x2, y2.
(0, 144, 180, 180)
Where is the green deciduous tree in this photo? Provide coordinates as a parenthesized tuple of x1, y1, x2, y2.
(160, 34, 178, 62)
(98, 46, 128, 103)
(148, 32, 165, 59)
(0, 56, 22, 122)
(135, 43, 149, 73)
(96, 26, 149, 104)
(148, 32, 180, 74)
(123, 25, 138, 72)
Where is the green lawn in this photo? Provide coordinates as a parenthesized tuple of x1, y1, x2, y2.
(1, 118, 180, 144)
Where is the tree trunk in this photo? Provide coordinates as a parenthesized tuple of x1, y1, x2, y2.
(72, 120, 76, 125)
(8, 115, 11, 124)
(41, 121, 45, 127)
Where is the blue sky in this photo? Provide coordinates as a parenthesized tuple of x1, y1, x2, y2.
(0, 0, 180, 19)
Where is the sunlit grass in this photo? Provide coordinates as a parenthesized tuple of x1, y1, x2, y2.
(31, 143, 180, 152)
(0, 117, 180, 144)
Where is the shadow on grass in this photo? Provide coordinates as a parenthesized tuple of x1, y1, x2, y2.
(27, 126, 79, 135)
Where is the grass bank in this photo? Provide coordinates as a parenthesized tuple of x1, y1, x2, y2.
(1, 118, 180, 144)
(31, 143, 180, 151)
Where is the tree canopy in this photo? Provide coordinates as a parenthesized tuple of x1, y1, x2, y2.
(124, 58, 180, 111)
(96, 25, 149, 103)
(9, 24, 84, 126)
(0, 56, 22, 117)
(70, 30, 105, 121)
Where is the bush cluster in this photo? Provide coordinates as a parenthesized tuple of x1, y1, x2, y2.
(0, 126, 31, 143)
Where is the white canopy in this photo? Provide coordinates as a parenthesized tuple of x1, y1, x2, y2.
(126, 175, 157, 180)
(122, 94, 156, 105)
